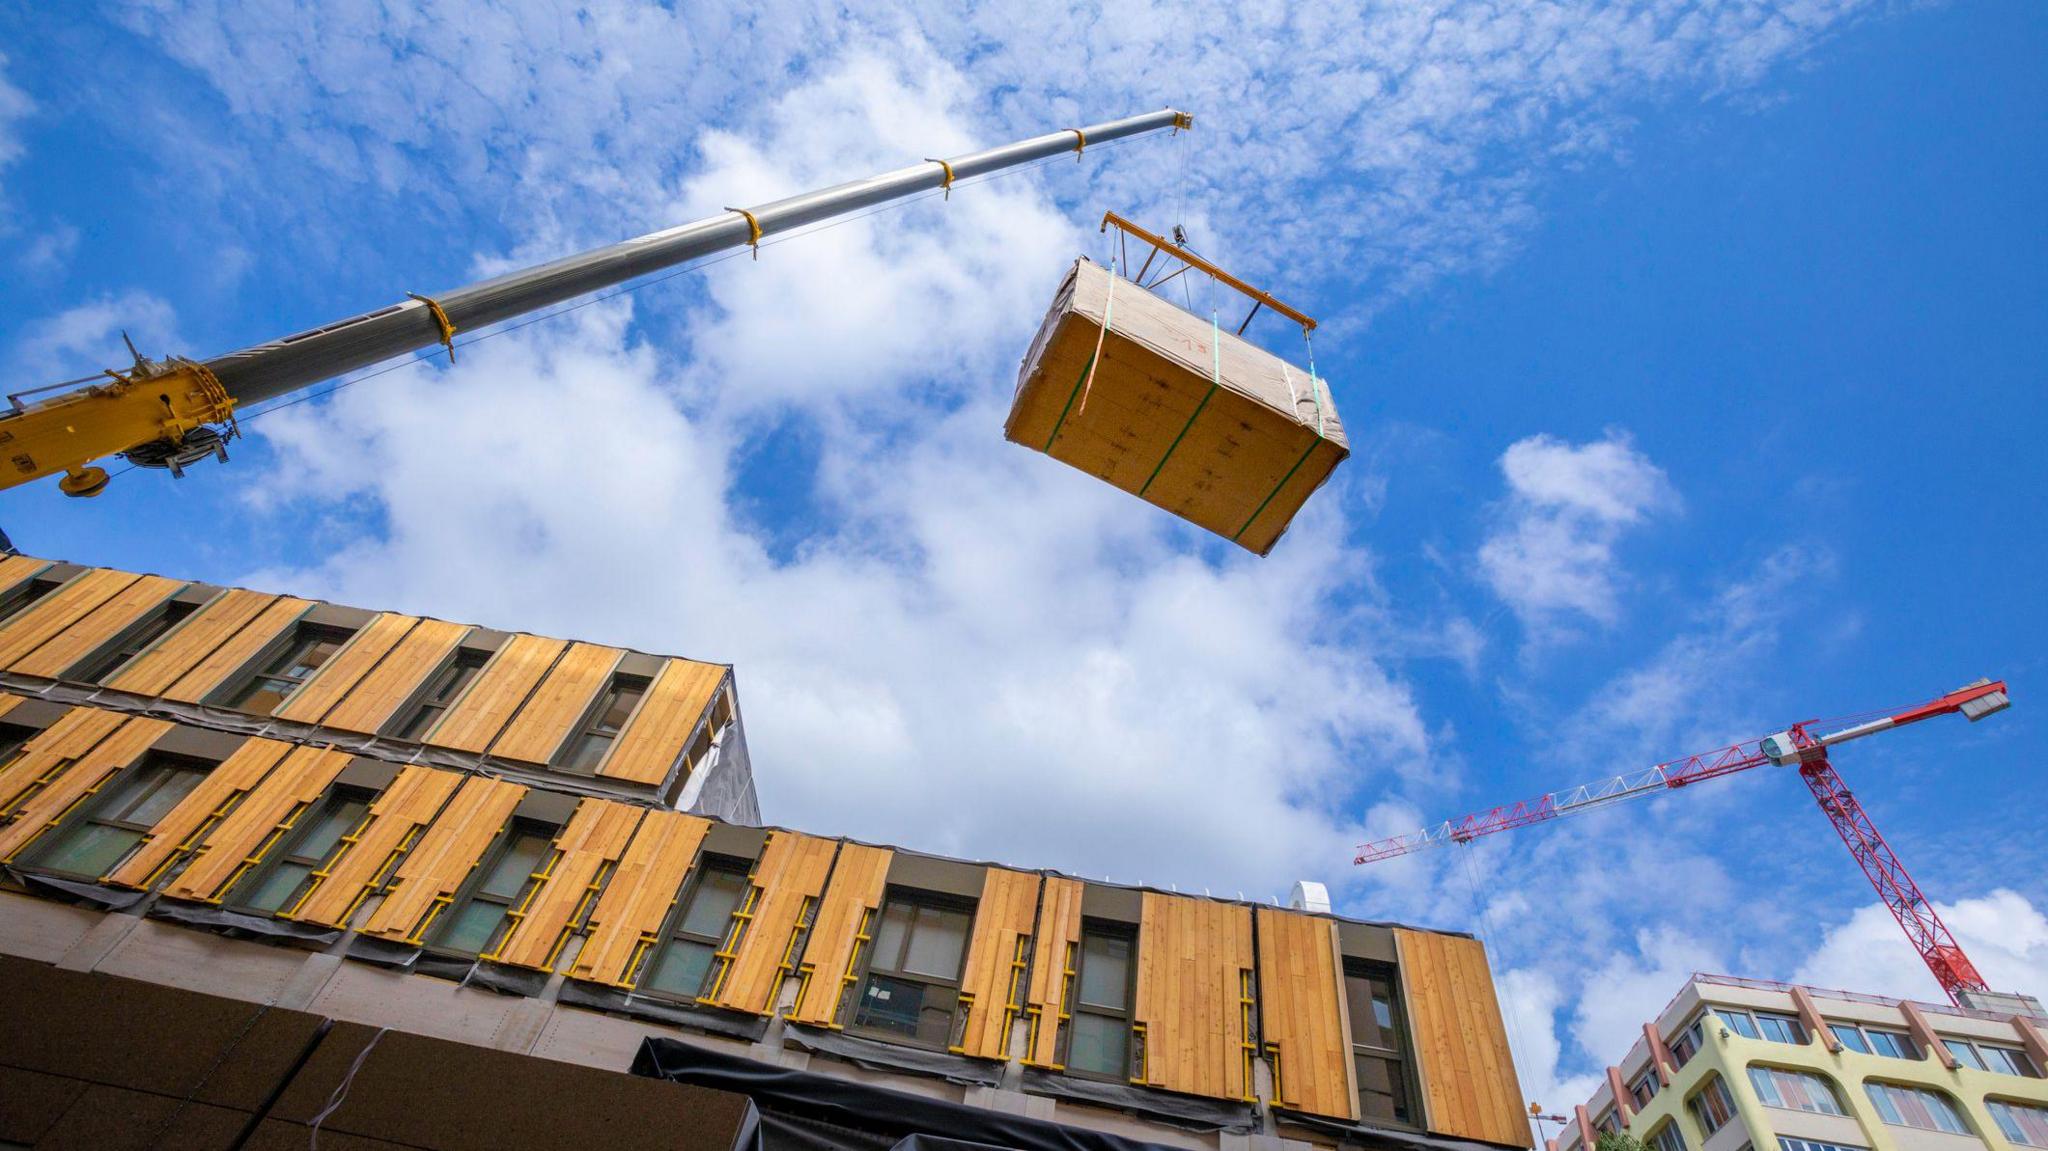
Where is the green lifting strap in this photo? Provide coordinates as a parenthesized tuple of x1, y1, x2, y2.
(1137, 308, 1223, 499)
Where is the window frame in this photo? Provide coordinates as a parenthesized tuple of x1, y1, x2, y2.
(1344, 960, 1421, 1128)
(1942, 1036, 2041, 1078)
(17, 751, 212, 880)
(72, 599, 199, 684)
(1862, 1081, 1971, 1135)
(554, 672, 653, 774)
(845, 888, 977, 1052)
(631, 855, 752, 1004)
(1670, 1016, 1707, 1068)
(215, 623, 356, 715)
(1688, 1075, 1737, 1137)
(1778, 1138, 1870, 1151)
(1647, 1121, 1687, 1151)
(382, 647, 491, 741)
(220, 785, 375, 917)
(1988, 1098, 2048, 1146)
(1058, 919, 1137, 1083)
(424, 817, 558, 959)
(1746, 1064, 1846, 1116)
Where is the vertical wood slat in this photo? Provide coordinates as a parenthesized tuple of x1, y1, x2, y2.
(490, 798, 644, 970)
(597, 659, 728, 784)
(289, 765, 465, 929)
(426, 634, 566, 753)
(1256, 908, 1357, 1121)
(360, 776, 528, 941)
(164, 746, 354, 902)
(569, 809, 712, 986)
(0, 568, 141, 668)
(955, 868, 1042, 1060)
(318, 619, 470, 734)
(162, 597, 315, 704)
(706, 830, 837, 1016)
(1135, 891, 1254, 1101)
(0, 713, 170, 862)
(1023, 875, 1084, 1066)
(787, 843, 893, 1027)
(104, 589, 271, 696)
(10, 575, 184, 678)
(1394, 928, 1531, 1148)
(105, 737, 295, 888)
(273, 613, 420, 723)
(488, 642, 622, 764)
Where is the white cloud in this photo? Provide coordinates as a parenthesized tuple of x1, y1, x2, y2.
(0, 51, 31, 223)
(13, 290, 181, 383)
(1794, 890, 2048, 1005)
(15, 223, 79, 276)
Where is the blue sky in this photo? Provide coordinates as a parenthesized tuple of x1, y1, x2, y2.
(2, 0, 2042, 1120)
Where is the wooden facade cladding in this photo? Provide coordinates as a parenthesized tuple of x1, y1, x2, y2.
(1023, 875, 1084, 1067)
(490, 642, 622, 764)
(316, 618, 469, 733)
(427, 634, 566, 753)
(1135, 891, 1256, 1102)
(273, 613, 420, 724)
(599, 659, 726, 784)
(0, 568, 137, 667)
(106, 737, 295, 889)
(1394, 927, 1531, 1148)
(361, 776, 527, 942)
(491, 798, 643, 971)
(164, 596, 314, 704)
(0, 555, 50, 596)
(705, 830, 837, 1016)
(1257, 908, 1357, 1121)
(5, 573, 185, 678)
(0, 711, 169, 862)
(787, 843, 892, 1027)
(569, 809, 711, 987)
(290, 765, 464, 929)
(103, 588, 269, 696)
(163, 746, 353, 902)
(955, 868, 1041, 1061)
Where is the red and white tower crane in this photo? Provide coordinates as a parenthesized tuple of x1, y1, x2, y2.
(1353, 679, 2012, 1005)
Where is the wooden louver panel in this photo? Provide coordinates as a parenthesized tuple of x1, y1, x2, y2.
(0, 556, 50, 598)
(317, 619, 469, 734)
(1394, 928, 1531, 1148)
(104, 589, 269, 696)
(489, 642, 622, 764)
(1257, 908, 1357, 1121)
(106, 737, 294, 889)
(426, 634, 566, 753)
(162, 596, 314, 704)
(163, 746, 354, 902)
(1134, 891, 1255, 1102)
(10, 574, 184, 678)
(1023, 875, 1084, 1067)
(490, 798, 643, 971)
(0, 568, 140, 669)
(0, 713, 169, 862)
(273, 613, 419, 724)
(360, 775, 526, 941)
(954, 868, 1041, 1060)
(787, 843, 892, 1027)
(598, 659, 727, 784)
(569, 809, 711, 987)
(704, 830, 836, 1016)
(290, 765, 465, 929)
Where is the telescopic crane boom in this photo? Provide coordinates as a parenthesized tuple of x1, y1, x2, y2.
(1, 109, 1191, 498)
(1354, 679, 2011, 1004)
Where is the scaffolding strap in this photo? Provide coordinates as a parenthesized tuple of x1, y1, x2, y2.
(406, 293, 458, 364)
(1138, 310, 1223, 499)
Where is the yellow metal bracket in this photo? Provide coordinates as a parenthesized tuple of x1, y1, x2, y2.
(1068, 128, 1087, 159)
(406, 292, 459, 363)
(1171, 111, 1194, 131)
(728, 207, 765, 259)
(927, 157, 956, 200)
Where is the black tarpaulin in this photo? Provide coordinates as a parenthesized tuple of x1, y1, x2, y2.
(4, 866, 147, 910)
(786, 1023, 1004, 1087)
(1275, 1108, 1518, 1151)
(149, 899, 342, 946)
(1016, 1067, 1256, 1133)
(558, 979, 770, 1043)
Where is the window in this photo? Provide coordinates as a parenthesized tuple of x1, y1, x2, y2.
(222, 625, 352, 714)
(1720, 1009, 1763, 1040)
(429, 822, 554, 956)
(1830, 1024, 1871, 1054)
(636, 862, 750, 1001)
(386, 650, 488, 740)
(1948, 1039, 1988, 1071)
(1989, 1100, 2048, 1146)
(75, 601, 197, 683)
(557, 674, 650, 773)
(1345, 965, 1415, 1124)
(1863, 1083, 1970, 1135)
(1648, 1123, 1687, 1151)
(1945, 1037, 2040, 1078)
(22, 753, 208, 878)
(1631, 1069, 1662, 1109)
(1746, 1066, 1844, 1115)
(1865, 1028, 1918, 1060)
(1779, 1139, 1868, 1151)
(1597, 1109, 1622, 1135)
(1755, 1013, 1807, 1045)
(1671, 1019, 1706, 1068)
(0, 723, 31, 772)
(849, 893, 973, 1049)
(1689, 1077, 1737, 1136)
(1063, 925, 1135, 1080)
(224, 788, 371, 914)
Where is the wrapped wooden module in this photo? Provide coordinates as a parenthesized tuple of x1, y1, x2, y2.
(1006, 258, 1347, 555)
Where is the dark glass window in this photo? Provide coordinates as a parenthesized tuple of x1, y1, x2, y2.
(1063, 925, 1135, 1079)
(387, 650, 489, 740)
(1346, 965, 1414, 1125)
(637, 862, 750, 1001)
(223, 625, 353, 714)
(1690, 1076, 1736, 1135)
(1649, 1123, 1687, 1151)
(75, 601, 198, 684)
(0, 579, 57, 624)
(23, 753, 209, 879)
(559, 674, 650, 773)
(225, 788, 371, 914)
(849, 894, 973, 1049)
(429, 822, 554, 956)
(1631, 1069, 1661, 1108)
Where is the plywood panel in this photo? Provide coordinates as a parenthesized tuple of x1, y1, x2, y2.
(104, 589, 271, 696)
(318, 619, 470, 734)
(426, 634, 566, 753)
(0, 712, 169, 863)
(162, 597, 315, 704)
(0, 555, 51, 598)
(491, 798, 644, 970)
(705, 830, 836, 1016)
(1395, 928, 1531, 1148)
(104, 737, 293, 889)
(955, 868, 1041, 1060)
(1258, 908, 1356, 1121)
(10, 575, 184, 678)
(0, 568, 140, 669)
(1023, 875, 1084, 1067)
(360, 775, 527, 941)
(787, 843, 892, 1027)
(1134, 891, 1254, 1102)
(163, 746, 354, 902)
(569, 809, 712, 986)
(273, 613, 420, 724)
(289, 765, 465, 929)
(596, 659, 728, 785)
(489, 642, 622, 764)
